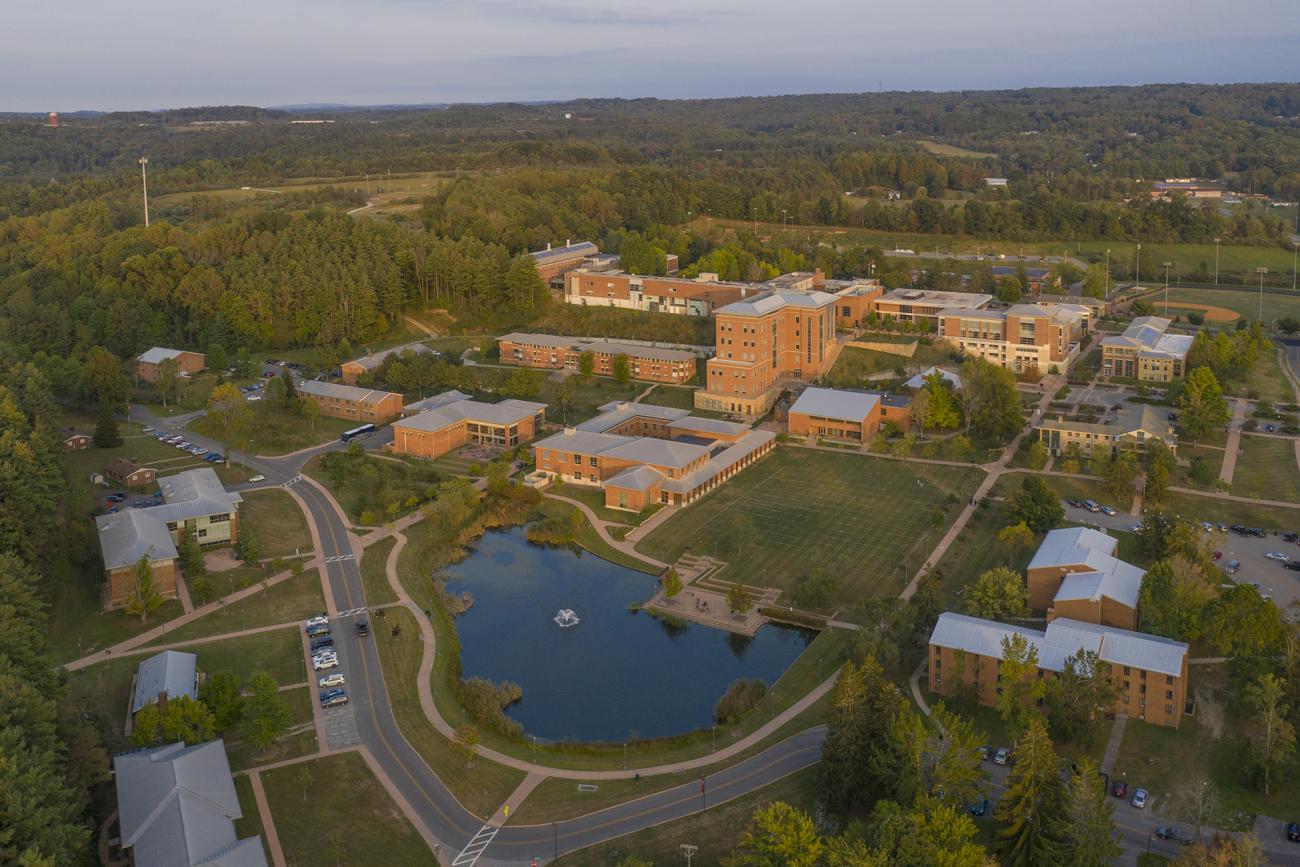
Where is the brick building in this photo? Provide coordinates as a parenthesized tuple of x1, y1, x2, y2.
(937, 303, 1084, 374)
(990, 266, 1061, 295)
(695, 290, 839, 418)
(928, 612, 1189, 728)
(873, 289, 992, 329)
(295, 380, 404, 422)
(497, 333, 697, 384)
(1027, 527, 1145, 630)
(340, 342, 434, 385)
(106, 457, 157, 488)
(61, 428, 91, 451)
(135, 347, 206, 383)
(785, 386, 910, 443)
(529, 241, 601, 287)
(1036, 403, 1178, 457)
(565, 271, 754, 317)
(533, 401, 773, 511)
(1101, 316, 1193, 382)
(389, 394, 546, 460)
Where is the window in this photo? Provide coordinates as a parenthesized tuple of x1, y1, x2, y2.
(934, 674, 941, 685)
(1165, 689, 1173, 700)
(589, 456, 598, 468)
(1165, 704, 1173, 716)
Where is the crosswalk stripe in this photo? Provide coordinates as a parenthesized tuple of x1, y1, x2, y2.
(452, 825, 498, 866)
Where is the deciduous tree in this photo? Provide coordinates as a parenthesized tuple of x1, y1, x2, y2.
(240, 670, 293, 752)
(125, 553, 164, 623)
(727, 801, 822, 867)
(966, 567, 1029, 621)
(1005, 476, 1063, 533)
(1179, 366, 1230, 442)
(996, 522, 1035, 567)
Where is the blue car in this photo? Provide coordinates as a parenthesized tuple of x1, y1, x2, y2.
(970, 798, 989, 817)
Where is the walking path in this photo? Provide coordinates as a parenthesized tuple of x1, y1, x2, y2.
(543, 493, 668, 569)
(380, 526, 835, 780)
(247, 771, 288, 867)
(1099, 714, 1128, 776)
(1219, 399, 1248, 485)
(909, 659, 931, 717)
(491, 772, 549, 826)
(622, 502, 677, 543)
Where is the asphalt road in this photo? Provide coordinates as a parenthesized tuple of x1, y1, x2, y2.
(129, 405, 826, 865)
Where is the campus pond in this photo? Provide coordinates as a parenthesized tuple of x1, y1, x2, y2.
(448, 526, 816, 743)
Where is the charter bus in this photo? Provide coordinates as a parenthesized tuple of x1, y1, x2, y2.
(340, 423, 376, 443)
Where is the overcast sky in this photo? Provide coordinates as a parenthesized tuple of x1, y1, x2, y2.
(6, 0, 1300, 111)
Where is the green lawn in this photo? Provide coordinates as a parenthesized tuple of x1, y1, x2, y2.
(361, 536, 400, 605)
(191, 403, 356, 457)
(1164, 286, 1300, 325)
(232, 776, 271, 862)
(994, 472, 1126, 512)
(549, 484, 662, 528)
(370, 606, 526, 818)
(1158, 490, 1300, 531)
(261, 751, 435, 866)
(63, 628, 307, 751)
(931, 499, 1033, 609)
(304, 451, 444, 522)
(637, 446, 984, 605)
(557, 766, 819, 866)
(239, 488, 314, 558)
(1231, 436, 1300, 502)
(63, 415, 214, 507)
(823, 342, 958, 388)
(1173, 445, 1225, 491)
(226, 687, 319, 771)
(46, 553, 184, 664)
(147, 571, 326, 644)
(1111, 665, 1297, 822)
(635, 384, 703, 411)
(537, 375, 643, 425)
(536, 500, 662, 574)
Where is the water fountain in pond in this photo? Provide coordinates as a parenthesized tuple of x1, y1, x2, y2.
(553, 608, 581, 628)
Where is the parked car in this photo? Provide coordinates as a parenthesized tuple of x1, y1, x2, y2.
(142, 426, 155, 433)
(979, 745, 991, 761)
(320, 688, 346, 701)
(1226, 560, 1240, 574)
(1083, 500, 1100, 513)
(249, 474, 266, 483)
(1283, 532, 1299, 544)
(312, 655, 339, 671)
(1249, 527, 1268, 538)
(1155, 826, 1195, 846)
(1100, 505, 1117, 516)
(1266, 552, 1290, 562)
(1167, 412, 1178, 420)
(1212, 551, 1222, 561)
(306, 624, 330, 638)
(1266, 424, 1277, 433)
(1131, 788, 1148, 809)
(310, 637, 335, 653)
(321, 692, 349, 708)
(1110, 780, 1128, 798)
(106, 492, 127, 503)
(1286, 822, 1300, 842)
(355, 620, 370, 637)
(1285, 562, 1300, 572)
(993, 748, 1010, 766)
(969, 798, 989, 817)
(319, 673, 346, 689)
(305, 615, 329, 629)
(1067, 499, 1084, 508)
(1231, 524, 1248, 536)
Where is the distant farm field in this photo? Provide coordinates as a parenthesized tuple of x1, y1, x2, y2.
(915, 140, 997, 160)
(636, 446, 984, 605)
(152, 170, 451, 207)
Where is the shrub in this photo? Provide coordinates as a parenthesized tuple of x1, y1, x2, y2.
(714, 678, 767, 724)
(458, 677, 524, 739)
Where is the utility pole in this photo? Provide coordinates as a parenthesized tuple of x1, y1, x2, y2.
(1257, 267, 1268, 322)
(1213, 238, 1221, 285)
(1170, 265, 1180, 322)
(139, 157, 150, 227)
(1104, 248, 1110, 297)
(1134, 243, 1141, 288)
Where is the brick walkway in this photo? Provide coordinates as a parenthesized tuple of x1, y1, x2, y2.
(1218, 399, 1248, 485)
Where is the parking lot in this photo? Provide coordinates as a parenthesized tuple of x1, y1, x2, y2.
(304, 616, 363, 750)
(1061, 503, 1300, 616)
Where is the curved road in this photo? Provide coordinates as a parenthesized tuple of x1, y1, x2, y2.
(131, 407, 825, 864)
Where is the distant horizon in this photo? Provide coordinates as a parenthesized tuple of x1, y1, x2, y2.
(5, 0, 1299, 113)
(10, 79, 1300, 117)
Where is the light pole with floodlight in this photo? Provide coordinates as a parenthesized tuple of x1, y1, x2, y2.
(139, 157, 150, 227)
(1213, 238, 1221, 285)
(1162, 261, 1172, 317)
(1104, 248, 1110, 297)
(1134, 243, 1141, 288)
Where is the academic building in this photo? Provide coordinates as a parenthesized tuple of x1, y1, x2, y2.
(936, 303, 1085, 373)
(497, 333, 697, 384)
(564, 271, 753, 317)
(872, 289, 992, 329)
(927, 612, 1189, 728)
(295, 380, 404, 422)
(1101, 316, 1193, 382)
(694, 290, 839, 418)
(389, 392, 546, 460)
(533, 401, 774, 511)
(1036, 403, 1178, 457)
(1027, 527, 1145, 630)
(785, 387, 912, 444)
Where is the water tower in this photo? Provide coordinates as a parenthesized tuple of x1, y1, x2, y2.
(48, 112, 58, 127)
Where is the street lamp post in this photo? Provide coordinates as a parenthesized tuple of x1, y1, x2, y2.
(1213, 238, 1221, 285)
(1293, 241, 1298, 292)
(1134, 243, 1141, 288)
(1257, 267, 1268, 322)
(1104, 248, 1110, 297)
(139, 157, 150, 227)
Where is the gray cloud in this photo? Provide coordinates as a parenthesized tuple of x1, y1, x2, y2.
(3, 0, 1298, 111)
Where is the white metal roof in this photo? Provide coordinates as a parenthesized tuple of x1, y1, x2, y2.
(95, 509, 179, 571)
(879, 289, 993, 309)
(604, 465, 666, 491)
(296, 379, 401, 405)
(345, 342, 433, 372)
(663, 429, 776, 493)
(714, 290, 837, 317)
(788, 387, 880, 423)
(1028, 526, 1117, 569)
(667, 416, 750, 437)
(133, 651, 198, 713)
(395, 398, 545, 432)
(577, 402, 691, 433)
(137, 347, 189, 365)
(930, 612, 1187, 677)
(602, 437, 710, 469)
(404, 390, 473, 414)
